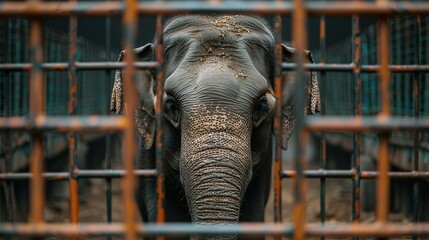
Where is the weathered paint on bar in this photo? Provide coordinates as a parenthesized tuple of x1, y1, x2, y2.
(155, 14, 166, 233)
(3, 62, 429, 72)
(412, 15, 422, 238)
(0, 223, 428, 237)
(0, 62, 158, 71)
(29, 16, 45, 225)
(303, 116, 429, 131)
(272, 13, 283, 225)
(0, 116, 128, 132)
(68, 0, 79, 224)
(292, 0, 307, 239)
(122, 0, 138, 239)
(0, 170, 158, 181)
(351, 11, 362, 225)
(281, 170, 429, 179)
(319, 11, 327, 237)
(1, 1, 429, 16)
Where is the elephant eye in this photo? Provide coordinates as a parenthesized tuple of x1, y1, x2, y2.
(164, 96, 180, 127)
(253, 95, 268, 127)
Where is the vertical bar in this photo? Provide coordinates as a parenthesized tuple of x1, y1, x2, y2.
(376, 0, 391, 224)
(68, 0, 79, 225)
(5, 21, 14, 223)
(122, 0, 138, 239)
(4, 64, 14, 223)
(292, 0, 307, 239)
(155, 15, 165, 239)
(318, 12, 326, 240)
(29, 17, 45, 224)
(105, 15, 113, 239)
(273, 14, 283, 225)
(412, 15, 421, 239)
(352, 12, 361, 228)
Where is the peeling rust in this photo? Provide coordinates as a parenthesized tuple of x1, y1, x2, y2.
(2, 1, 429, 16)
(272, 14, 282, 226)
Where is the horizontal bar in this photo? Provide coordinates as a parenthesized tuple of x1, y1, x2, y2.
(282, 63, 429, 73)
(76, 61, 158, 70)
(2, 169, 426, 181)
(307, 223, 429, 238)
(1, 1, 429, 16)
(304, 116, 429, 131)
(282, 63, 355, 72)
(0, 62, 158, 71)
(0, 116, 127, 132)
(306, 1, 429, 16)
(0, 223, 428, 237)
(2, 62, 429, 73)
(0, 1, 292, 16)
(282, 170, 429, 179)
(0, 169, 158, 181)
(361, 64, 429, 73)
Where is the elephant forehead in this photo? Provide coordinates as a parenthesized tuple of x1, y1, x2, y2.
(164, 15, 273, 40)
(163, 15, 274, 59)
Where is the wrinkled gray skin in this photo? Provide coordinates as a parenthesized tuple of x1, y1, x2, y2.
(111, 15, 320, 240)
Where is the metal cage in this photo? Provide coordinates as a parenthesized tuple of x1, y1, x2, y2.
(1, 1, 429, 239)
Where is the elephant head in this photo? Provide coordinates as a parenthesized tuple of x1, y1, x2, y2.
(111, 15, 319, 236)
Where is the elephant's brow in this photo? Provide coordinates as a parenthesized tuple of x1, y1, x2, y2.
(164, 17, 209, 36)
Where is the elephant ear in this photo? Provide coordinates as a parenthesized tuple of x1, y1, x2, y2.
(280, 44, 321, 150)
(110, 43, 156, 150)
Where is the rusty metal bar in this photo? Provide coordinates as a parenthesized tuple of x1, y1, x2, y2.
(0, 1, 293, 16)
(378, 13, 391, 117)
(1, 1, 429, 16)
(3, 58, 14, 223)
(0, 116, 127, 132)
(351, 11, 362, 227)
(318, 11, 326, 238)
(76, 62, 158, 70)
(360, 64, 429, 73)
(29, 16, 45, 224)
(282, 63, 429, 72)
(1, 169, 428, 181)
(412, 15, 421, 233)
(376, 1, 391, 223)
(306, 223, 429, 238)
(122, 0, 138, 239)
(0, 169, 158, 181)
(305, 1, 429, 15)
(273, 13, 282, 225)
(281, 170, 429, 179)
(155, 15, 166, 239)
(0, 0, 428, 239)
(0, 62, 158, 71)
(105, 14, 113, 239)
(68, 0, 79, 224)
(303, 116, 429, 131)
(4, 62, 429, 73)
(292, 0, 307, 239)
(0, 223, 429, 237)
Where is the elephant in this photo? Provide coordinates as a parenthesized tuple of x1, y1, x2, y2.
(111, 15, 320, 239)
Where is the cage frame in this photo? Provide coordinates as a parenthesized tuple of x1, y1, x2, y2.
(0, 1, 429, 239)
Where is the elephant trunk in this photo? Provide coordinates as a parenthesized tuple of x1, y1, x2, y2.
(180, 105, 253, 239)
(181, 147, 251, 240)
(184, 153, 248, 223)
